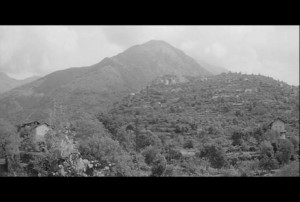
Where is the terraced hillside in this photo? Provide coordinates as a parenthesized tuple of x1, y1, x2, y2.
(97, 72, 299, 176)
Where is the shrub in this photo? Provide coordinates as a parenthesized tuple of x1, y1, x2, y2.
(275, 161, 299, 176)
(165, 146, 182, 162)
(183, 139, 194, 149)
(259, 140, 274, 158)
(262, 130, 280, 144)
(0, 119, 20, 158)
(197, 143, 228, 169)
(259, 155, 279, 171)
(78, 134, 136, 176)
(219, 167, 240, 176)
(164, 164, 175, 176)
(231, 128, 244, 146)
(136, 131, 161, 151)
(151, 155, 167, 177)
(236, 160, 259, 176)
(258, 140, 279, 170)
(142, 146, 160, 166)
(275, 139, 294, 165)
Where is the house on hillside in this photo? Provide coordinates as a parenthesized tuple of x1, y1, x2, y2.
(18, 121, 52, 142)
(35, 123, 51, 142)
(269, 118, 287, 139)
(17, 121, 41, 131)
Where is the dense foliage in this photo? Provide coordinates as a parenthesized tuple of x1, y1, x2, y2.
(0, 72, 299, 177)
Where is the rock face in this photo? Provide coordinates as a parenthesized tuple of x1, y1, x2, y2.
(0, 40, 212, 123)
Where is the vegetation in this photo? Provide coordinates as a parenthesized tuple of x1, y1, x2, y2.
(0, 72, 299, 177)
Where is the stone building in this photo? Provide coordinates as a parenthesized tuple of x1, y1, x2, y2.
(269, 118, 287, 139)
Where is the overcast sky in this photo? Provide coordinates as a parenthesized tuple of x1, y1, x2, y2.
(0, 26, 298, 85)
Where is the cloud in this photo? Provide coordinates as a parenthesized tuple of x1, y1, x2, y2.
(0, 26, 80, 78)
(0, 26, 298, 85)
(204, 42, 228, 59)
(101, 26, 187, 49)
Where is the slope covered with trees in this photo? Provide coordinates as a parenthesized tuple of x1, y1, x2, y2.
(0, 40, 211, 124)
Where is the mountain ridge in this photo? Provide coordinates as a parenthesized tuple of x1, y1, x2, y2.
(0, 40, 212, 124)
(0, 72, 40, 94)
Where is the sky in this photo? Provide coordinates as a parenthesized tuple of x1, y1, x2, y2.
(0, 25, 298, 85)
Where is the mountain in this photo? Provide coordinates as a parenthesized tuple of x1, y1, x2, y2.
(0, 40, 212, 124)
(0, 72, 40, 94)
(196, 59, 229, 75)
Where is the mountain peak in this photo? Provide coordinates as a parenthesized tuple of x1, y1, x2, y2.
(143, 39, 171, 46)
(141, 39, 177, 50)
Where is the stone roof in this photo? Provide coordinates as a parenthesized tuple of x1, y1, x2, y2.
(268, 117, 286, 126)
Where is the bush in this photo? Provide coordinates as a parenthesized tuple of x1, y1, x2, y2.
(262, 130, 280, 144)
(259, 140, 274, 158)
(183, 139, 194, 149)
(236, 160, 259, 176)
(219, 167, 240, 176)
(259, 155, 279, 171)
(275, 161, 299, 176)
(231, 130, 243, 146)
(197, 143, 228, 169)
(151, 155, 167, 177)
(275, 139, 294, 165)
(259, 140, 279, 170)
(0, 119, 20, 158)
(78, 134, 136, 176)
(142, 146, 160, 166)
(164, 165, 175, 176)
(165, 146, 182, 162)
(136, 131, 161, 151)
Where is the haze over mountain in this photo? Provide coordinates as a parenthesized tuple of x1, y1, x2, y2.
(0, 72, 40, 94)
(0, 40, 212, 124)
(196, 59, 229, 75)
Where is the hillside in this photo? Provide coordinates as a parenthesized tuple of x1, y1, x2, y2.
(108, 72, 299, 130)
(97, 72, 299, 176)
(0, 72, 40, 94)
(0, 40, 212, 124)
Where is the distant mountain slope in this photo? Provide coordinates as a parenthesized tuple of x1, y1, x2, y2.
(0, 72, 40, 94)
(196, 59, 229, 75)
(0, 40, 212, 124)
(108, 72, 299, 133)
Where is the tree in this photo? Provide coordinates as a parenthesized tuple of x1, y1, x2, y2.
(151, 154, 167, 177)
(142, 146, 160, 166)
(78, 134, 136, 176)
(262, 130, 280, 144)
(0, 119, 22, 175)
(0, 119, 20, 158)
(235, 110, 242, 117)
(164, 164, 175, 176)
(197, 143, 228, 169)
(275, 139, 294, 165)
(258, 140, 279, 170)
(183, 139, 194, 149)
(71, 118, 108, 140)
(136, 130, 161, 151)
(231, 130, 243, 146)
(0, 119, 21, 166)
